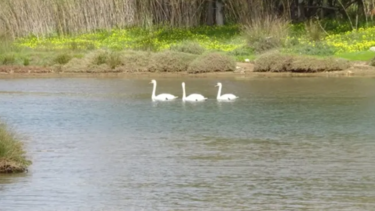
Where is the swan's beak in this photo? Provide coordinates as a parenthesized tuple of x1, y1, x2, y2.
(215, 85, 218, 87)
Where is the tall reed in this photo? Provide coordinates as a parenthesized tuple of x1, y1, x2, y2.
(0, 0, 136, 38)
(243, 15, 290, 52)
(0, 0, 293, 38)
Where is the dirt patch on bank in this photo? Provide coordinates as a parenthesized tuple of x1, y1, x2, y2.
(0, 65, 54, 74)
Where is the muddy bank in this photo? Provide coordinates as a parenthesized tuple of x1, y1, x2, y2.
(0, 62, 375, 78)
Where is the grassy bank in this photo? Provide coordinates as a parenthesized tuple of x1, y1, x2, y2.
(1, 23, 375, 73)
(0, 122, 31, 173)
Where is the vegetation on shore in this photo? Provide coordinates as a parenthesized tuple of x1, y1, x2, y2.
(1, 0, 375, 73)
(0, 122, 31, 173)
(371, 57, 375, 67)
(56, 49, 236, 73)
(1, 23, 374, 73)
(254, 52, 350, 72)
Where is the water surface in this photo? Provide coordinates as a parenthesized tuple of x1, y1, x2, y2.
(1, 77, 375, 210)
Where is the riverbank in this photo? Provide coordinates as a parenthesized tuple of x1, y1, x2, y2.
(0, 122, 31, 173)
(1, 24, 375, 78)
(1, 61, 375, 79)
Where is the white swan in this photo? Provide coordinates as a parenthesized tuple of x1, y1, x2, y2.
(150, 79, 178, 101)
(216, 82, 238, 101)
(182, 82, 207, 102)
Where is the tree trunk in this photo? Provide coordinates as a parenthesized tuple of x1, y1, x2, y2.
(215, 0, 224, 25)
(297, 0, 306, 21)
(206, 0, 215, 25)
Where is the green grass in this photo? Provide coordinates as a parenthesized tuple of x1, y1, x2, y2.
(335, 51, 375, 61)
(16, 25, 244, 53)
(0, 122, 31, 173)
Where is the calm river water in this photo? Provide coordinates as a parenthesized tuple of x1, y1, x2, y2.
(1, 76, 375, 211)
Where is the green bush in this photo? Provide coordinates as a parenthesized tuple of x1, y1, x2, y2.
(53, 53, 73, 65)
(187, 52, 236, 73)
(107, 52, 122, 69)
(305, 20, 325, 41)
(1, 54, 16, 65)
(23, 57, 30, 66)
(115, 50, 151, 72)
(253, 52, 293, 72)
(370, 56, 375, 66)
(170, 41, 206, 55)
(243, 16, 290, 53)
(228, 46, 254, 56)
(92, 50, 108, 65)
(61, 57, 88, 72)
(148, 50, 197, 72)
(254, 52, 350, 72)
(62, 49, 152, 72)
(287, 42, 337, 56)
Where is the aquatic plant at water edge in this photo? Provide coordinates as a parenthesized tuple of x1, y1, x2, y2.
(0, 122, 31, 173)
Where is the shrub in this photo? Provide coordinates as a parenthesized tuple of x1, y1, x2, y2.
(149, 50, 197, 72)
(243, 16, 290, 53)
(107, 52, 122, 69)
(61, 58, 85, 72)
(0, 122, 31, 173)
(187, 52, 236, 73)
(53, 53, 73, 65)
(288, 57, 350, 72)
(253, 52, 293, 72)
(91, 50, 109, 65)
(228, 46, 255, 61)
(170, 41, 206, 55)
(23, 57, 30, 66)
(228, 46, 254, 56)
(305, 20, 326, 41)
(254, 52, 350, 72)
(370, 56, 375, 66)
(1, 54, 16, 65)
(288, 42, 337, 56)
(115, 50, 151, 72)
(61, 50, 103, 72)
(62, 50, 152, 72)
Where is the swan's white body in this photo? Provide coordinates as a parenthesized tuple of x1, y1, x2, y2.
(182, 82, 207, 102)
(216, 82, 238, 101)
(150, 80, 178, 101)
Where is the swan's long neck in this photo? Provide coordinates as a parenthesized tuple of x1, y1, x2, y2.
(152, 82, 157, 99)
(217, 85, 222, 99)
(182, 84, 186, 100)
